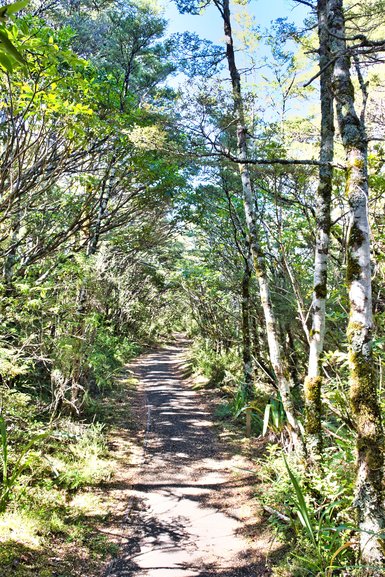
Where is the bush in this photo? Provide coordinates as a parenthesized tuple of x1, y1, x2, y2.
(189, 339, 242, 387)
(258, 444, 356, 576)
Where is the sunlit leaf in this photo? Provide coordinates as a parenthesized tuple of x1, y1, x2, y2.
(0, 29, 25, 64)
(0, 51, 13, 71)
(0, 0, 29, 20)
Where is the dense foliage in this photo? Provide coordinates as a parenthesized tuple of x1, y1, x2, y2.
(1, 0, 385, 575)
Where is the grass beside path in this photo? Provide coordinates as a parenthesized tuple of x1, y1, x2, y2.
(0, 368, 147, 577)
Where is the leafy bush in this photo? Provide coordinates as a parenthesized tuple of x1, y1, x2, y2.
(258, 445, 356, 576)
(189, 339, 242, 387)
(87, 328, 141, 392)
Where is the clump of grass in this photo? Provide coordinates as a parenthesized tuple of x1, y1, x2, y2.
(214, 403, 233, 420)
(258, 444, 356, 576)
(88, 534, 119, 558)
(0, 509, 44, 547)
(48, 421, 112, 490)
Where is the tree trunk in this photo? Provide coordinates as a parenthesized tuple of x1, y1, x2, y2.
(251, 314, 276, 386)
(329, 0, 385, 567)
(241, 258, 254, 401)
(216, 0, 303, 447)
(304, 0, 335, 464)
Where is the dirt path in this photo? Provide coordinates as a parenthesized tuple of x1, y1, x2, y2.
(104, 341, 273, 577)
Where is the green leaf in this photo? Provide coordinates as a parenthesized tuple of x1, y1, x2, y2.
(10, 430, 50, 485)
(262, 403, 271, 436)
(0, 29, 25, 64)
(271, 399, 280, 429)
(0, 0, 29, 19)
(283, 455, 316, 546)
(0, 51, 13, 71)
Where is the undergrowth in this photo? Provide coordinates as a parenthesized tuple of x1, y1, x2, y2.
(0, 334, 141, 577)
(257, 440, 358, 576)
(0, 389, 114, 561)
(188, 339, 242, 388)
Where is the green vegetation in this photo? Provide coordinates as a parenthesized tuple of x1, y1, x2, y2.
(258, 447, 355, 576)
(1, 0, 385, 574)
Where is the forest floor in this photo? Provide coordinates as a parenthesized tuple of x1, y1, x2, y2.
(0, 339, 284, 577)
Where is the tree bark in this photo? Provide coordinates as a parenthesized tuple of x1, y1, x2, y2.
(328, 0, 385, 567)
(215, 0, 303, 447)
(304, 0, 335, 464)
(241, 256, 254, 401)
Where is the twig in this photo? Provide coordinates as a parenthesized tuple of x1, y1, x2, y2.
(263, 505, 291, 523)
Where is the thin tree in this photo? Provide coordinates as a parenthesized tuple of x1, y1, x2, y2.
(304, 0, 334, 464)
(176, 0, 304, 446)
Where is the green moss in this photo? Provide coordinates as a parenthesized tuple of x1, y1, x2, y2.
(351, 156, 365, 170)
(314, 283, 327, 299)
(349, 222, 365, 248)
(309, 329, 320, 339)
(304, 376, 322, 403)
(349, 350, 384, 479)
(347, 321, 365, 340)
(304, 376, 322, 437)
(346, 256, 361, 283)
(345, 155, 365, 197)
(253, 257, 263, 278)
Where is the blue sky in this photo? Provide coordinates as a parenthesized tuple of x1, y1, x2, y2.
(162, 0, 310, 42)
(160, 0, 317, 138)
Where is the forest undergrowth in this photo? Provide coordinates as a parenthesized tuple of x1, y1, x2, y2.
(0, 342, 149, 577)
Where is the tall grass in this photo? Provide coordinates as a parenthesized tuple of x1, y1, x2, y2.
(283, 456, 354, 575)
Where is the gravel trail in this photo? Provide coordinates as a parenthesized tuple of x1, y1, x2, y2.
(105, 341, 271, 577)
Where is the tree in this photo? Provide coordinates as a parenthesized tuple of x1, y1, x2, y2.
(304, 0, 335, 464)
(328, 0, 385, 567)
(176, 0, 304, 448)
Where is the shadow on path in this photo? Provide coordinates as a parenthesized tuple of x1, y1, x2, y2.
(104, 341, 279, 577)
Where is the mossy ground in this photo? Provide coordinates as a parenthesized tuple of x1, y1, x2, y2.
(0, 372, 145, 577)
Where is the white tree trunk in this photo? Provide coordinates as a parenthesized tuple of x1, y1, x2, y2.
(217, 0, 303, 446)
(328, 0, 385, 568)
(304, 0, 334, 463)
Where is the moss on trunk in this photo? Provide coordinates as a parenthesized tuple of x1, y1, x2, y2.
(304, 375, 323, 460)
(349, 348, 384, 482)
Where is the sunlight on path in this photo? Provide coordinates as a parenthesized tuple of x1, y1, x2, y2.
(105, 342, 269, 577)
